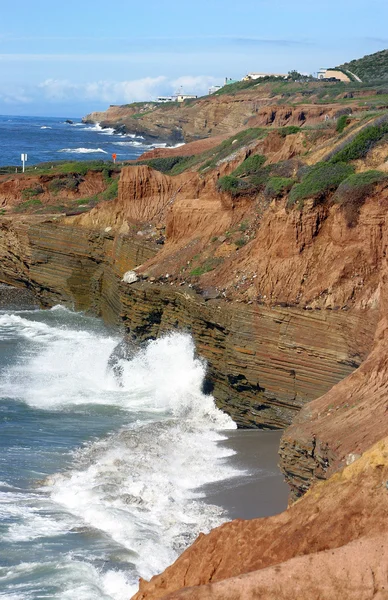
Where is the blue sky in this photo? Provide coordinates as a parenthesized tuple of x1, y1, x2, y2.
(0, 0, 386, 116)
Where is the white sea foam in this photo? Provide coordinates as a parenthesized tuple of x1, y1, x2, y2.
(0, 558, 136, 600)
(80, 122, 103, 132)
(0, 312, 241, 596)
(99, 128, 116, 136)
(113, 141, 146, 147)
(58, 148, 108, 154)
(40, 126, 52, 130)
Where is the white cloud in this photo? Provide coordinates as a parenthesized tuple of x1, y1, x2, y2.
(0, 75, 219, 110)
(37, 77, 167, 103)
(0, 85, 31, 104)
(171, 75, 215, 95)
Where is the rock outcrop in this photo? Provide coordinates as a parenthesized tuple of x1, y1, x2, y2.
(0, 171, 108, 212)
(2, 159, 386, 432)
(0, 216, 373, 428)
(83, 90, 362, 143)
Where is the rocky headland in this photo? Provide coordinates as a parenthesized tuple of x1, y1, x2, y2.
(1, 72, 388, 598)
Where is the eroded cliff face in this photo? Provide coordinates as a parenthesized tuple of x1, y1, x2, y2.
(1, 148, 387, 463)
(83, 92, 361, 143)
(118, 283, 374, 428)
(131, 438, 388, 600)
(0, 171, 108, 213)
(0, 214, 373, 429)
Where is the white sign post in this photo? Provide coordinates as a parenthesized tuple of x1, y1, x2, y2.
(21, 153, 28, 173)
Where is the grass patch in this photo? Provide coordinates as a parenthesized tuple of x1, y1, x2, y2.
(13, 198, 43, 212)
(264, 176, 295, 199)
(328, 115, 388, 163)
(232, 154, 266, 177)
(189, 257, 223, 277)
(278, 126, 301, 136)
(99, 180, 119, 201)
(288, 162, 354, 206)
(336, 114, 350, 134)
(200, 128, 267, 172)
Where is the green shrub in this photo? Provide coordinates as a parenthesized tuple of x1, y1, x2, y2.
(217, 175, 253, 196)
(248, 166, 272, 189)
(264, 177, 295, 199)
(235, 237, 247, 248)
(138, 156, 194, 174)
(169, 155, 199, 175)
(288, 161, 354, 206)
(21, 185, 44, 199)
(329, 115, 388, 163)
(48, 175, 81, 194)
(278, 126, 301, 137)
(100, 179, 119, 200)
(336, 115, 349, 134)
(334, 170, 388, 227)
(239, 220, 249, 231)
(270, 159, 301, 178)
(232, 154, 266, 177)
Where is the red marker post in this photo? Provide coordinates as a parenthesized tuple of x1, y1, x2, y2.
(112, 153, 117, 164)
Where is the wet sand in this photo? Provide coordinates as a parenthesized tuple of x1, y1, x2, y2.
(202, 430, 288, 519)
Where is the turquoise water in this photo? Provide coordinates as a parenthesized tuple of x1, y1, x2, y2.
(0, 307, 240, 600)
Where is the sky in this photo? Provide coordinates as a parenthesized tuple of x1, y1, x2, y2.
(0, 0, 386, 117)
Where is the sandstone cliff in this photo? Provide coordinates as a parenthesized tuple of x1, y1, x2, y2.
(1, 92, 388, 599)
(83, 80, 376, 143)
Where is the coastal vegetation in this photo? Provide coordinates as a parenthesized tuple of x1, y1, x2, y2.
(287, 162, 354, 207)
(328, 115, 388, 162)
(337, 48, 388, 82)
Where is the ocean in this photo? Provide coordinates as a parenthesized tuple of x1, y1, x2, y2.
(0, 305, 287, 600)
(0, 116, 288, 599)
(0, 115, 175, 168)
(0, 307, 243, 599)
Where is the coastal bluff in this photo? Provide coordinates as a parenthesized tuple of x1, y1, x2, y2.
(2, 92, 388, 597)
(1, 160, 386, 494)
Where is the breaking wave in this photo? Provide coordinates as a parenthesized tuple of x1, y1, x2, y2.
(58, 147, 108, 154)
(0, 309, 240, 599)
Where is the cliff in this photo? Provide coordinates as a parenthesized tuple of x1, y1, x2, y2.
(1, 96, 388, 598)
(82, 79, 387, 143)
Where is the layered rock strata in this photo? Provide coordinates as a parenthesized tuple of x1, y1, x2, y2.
(83, 94, 360, 143)
(0, 216, 373, 429)
(119, 283, 374, 429)
(0, 163, 386, 474)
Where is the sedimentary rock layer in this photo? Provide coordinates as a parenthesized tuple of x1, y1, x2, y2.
(0, 217, 375, 429)
(119, 283, 374, 429)
(83, 94, 359, 143)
